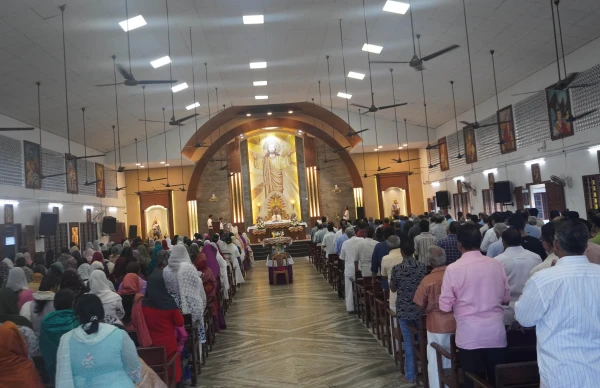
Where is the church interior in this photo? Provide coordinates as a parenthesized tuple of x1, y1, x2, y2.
(0, 0, 600, 387)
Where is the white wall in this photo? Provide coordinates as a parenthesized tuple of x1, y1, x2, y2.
(422, 36, 600, 216)
(0, 112, 127, 251)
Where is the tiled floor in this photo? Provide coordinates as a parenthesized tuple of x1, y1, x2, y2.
(198, 258, 410, 388)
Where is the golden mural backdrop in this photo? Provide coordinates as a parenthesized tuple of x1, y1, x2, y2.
(248, 133, 300, 221)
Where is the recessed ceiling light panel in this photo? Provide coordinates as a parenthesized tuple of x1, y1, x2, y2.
(348, 71, 365, 80)
(383, 1, 410, 14)
(337, 92, 352, 99)
(243, 15, 264, 24)
(253, 80, 268, 86)
(362, 43, 383, 54)
(119, 15, 147, 31)
(250, 62, 267, 69)
(255, 95, 268, 100)
(150, 56, 171, 68)
(186, 102, 200, 110)
(171, 82, 188, 93)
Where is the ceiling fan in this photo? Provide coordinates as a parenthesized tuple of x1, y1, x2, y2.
(80, 108, 102, 186)
(159, 108, 184, 188)
(513, 0, 598, 97)
(350, 0, 407, 115)
(111, 122, 126, 192)
(55, 6, 105, 162)
(389, 70, 419, 165)
(139, 86, 166, 183)
(370, 0, 459, 71)
(95, 0, 176, 88)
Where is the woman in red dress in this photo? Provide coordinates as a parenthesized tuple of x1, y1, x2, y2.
(194, 248, 218, 318)
(141, 271, 186, 383)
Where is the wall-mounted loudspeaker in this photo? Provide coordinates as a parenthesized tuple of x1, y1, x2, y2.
(356, 207, 365, 220)
(128, 225, 137, 239)
(494, 181, 512, 203)
(102, 216, 117, 234)
(39, 213, 58, 236)
(436, 191, 450, 208)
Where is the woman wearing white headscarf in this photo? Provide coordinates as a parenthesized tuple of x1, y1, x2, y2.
(87, 270, 124, 325)
(204, 239, 229, 297)
(163, 244, 206, 343)
(93, 240, 101, 252)
(77, 263, 92, 282)
(7, 267, 35, 309)
(84, 242, 95, 264)
(219, 234, 244, 285)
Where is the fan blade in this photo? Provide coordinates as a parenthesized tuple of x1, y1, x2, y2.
(377, 167, 390, 171)
(421, 44, 460, 62)
(184, 143, 208, 148)
(350, 103, 371, 110)
(95, 82, 124, 87)
(66, 154, 106, 160)
(209, 158, 227, 162)
(426, 143, 440, 150)
(138, 80, 178, 85)
(172, 113, 198, 124)
(360, 110, 372, 115)
(332, 146, 350, 153)
(0, 127, 35, 131)
(511, 90, 543, 96)
(350, 128, 370, 136)
(40, 172, 68, 179)
(115, 186, 127, 191)
(84, 180, 101, 186)
(568, 109, 598, 123)
(378, 102, 408, 110)
(117, 64, 135, 81)
(219, 165, 230, 171)
(566, 82, 599, 89)
(139, 119, 163, 124)
(369, 61, 411, 64)
(478, 120, 512, 128)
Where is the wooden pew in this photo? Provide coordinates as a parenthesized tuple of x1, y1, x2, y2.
(407, 314, 429, 388)
(465, 361, 539, 388)
(431, 334, 462, 388)
(138, 346, 178, 388)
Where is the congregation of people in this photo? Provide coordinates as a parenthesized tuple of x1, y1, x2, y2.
(0, 223, 253, 387)
(313, 207, 600, 387)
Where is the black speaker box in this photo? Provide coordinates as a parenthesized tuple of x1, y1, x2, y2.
(494, 181, 512, 203)
(102, 216, 117, 234)
(39, 212, 58, 236)
(356, 206, 365, 220)
(436, 191, 451, 208)
(128, 225, 137, 239)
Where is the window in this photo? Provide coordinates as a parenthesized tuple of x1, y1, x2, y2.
(453, 192, 471, 219)
(533, 192, 548, 219)
(583, 174, 600, 212)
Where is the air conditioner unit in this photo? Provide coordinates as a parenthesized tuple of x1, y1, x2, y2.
(550, 175, 572, 188)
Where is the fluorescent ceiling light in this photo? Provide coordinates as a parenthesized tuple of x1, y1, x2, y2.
(453, 176, 465, 181)
(263, 127, 278, 130)
(374, 148, 379, 151)
(136, 163, 141, 166)
(362, 43, 383, 54)
(160, 161, 165, 164)
(398, 146, 403, 149)
(431, 181, 440, 187)
(255, 95, 268, 100)
(246, 113, 251, 117)
(288, 110, 293, 114)
(165, 164, 169, 166)
(150, 56, 171, 68)
(589, 145, 600, 153)
(48, 203, 63, 208)
(483, 168, 498, 175)
(253, 80, 268, 86)
(383, 1, 410, 14)
(250, 62, 267, 69)
(139, 165, 145, 168)
(378, 145, 383, 149)
(524, 158, 545, 166)
(402, 143, 408, 146)
(267, 112, 272, 115)
(171, 82, 188, 93)
(119, 15, 146, 32)
(348, 71, 365, 80)
(186, 102, 200, 110)
(243, 15, 264, 24)
(108, 207, 118, 212)
(298, 130, 303, 133)
(337, 92, 352, 99)
(82, 205, 94, 210)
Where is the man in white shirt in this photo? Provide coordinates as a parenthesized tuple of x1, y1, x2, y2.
(218, 217, 224, 233)
(340, 227, 363, 312)
(481, 218, 506, 254)
(528, 222, 557, 278)
(355, 226, 378, 276)
(493, 228, 541, 325)
(516, 219, 600, 388)
(321, 223, 336, 258)
(429, 216, 447, 242)
(380, 236, 404, 312)
(207, 214, 213, 234)
(414, 220, 437, 265)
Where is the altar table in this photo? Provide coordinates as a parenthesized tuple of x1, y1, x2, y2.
(247, 221, 307, 243)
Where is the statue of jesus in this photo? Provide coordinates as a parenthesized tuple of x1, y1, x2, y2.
(251, 141, 294, 198)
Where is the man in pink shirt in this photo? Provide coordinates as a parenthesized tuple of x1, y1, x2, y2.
(439, 223, 510, 388)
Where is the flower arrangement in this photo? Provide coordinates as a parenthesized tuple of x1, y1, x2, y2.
(256, 216, 266, 229)
(290, 213, 301, 227)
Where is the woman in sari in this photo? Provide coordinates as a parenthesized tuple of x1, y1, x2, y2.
(88, 270, 125, 325)
(118, 273, 151, 347)
(189, 243, 200, 263)
(0, 320, 44, 387)
(142, 272, 185, 384)
(60, 270, 88, 299)
(28, 270, 44, 292)
(137, 245, 151, 276)
(163, 244, 207, 343)
(0, 261, 10, 288)
(221, 234, 245, 286)
(49, 262, 64, 280)
(0, 287, 39, 358)
(202, 241, 227, 329)
(45, 249, 55, 269)
(194, 252, 218, 322)
(84, 242, 95, 263)
(147, 242, 164, 276)
(40, 289, 79, 382)
(77, 263, 92, 284)
(109, 257, 127, 289)
(20, 274, 59, 334)
(90, 262, 115, 291)
(6, 268, 34, 310)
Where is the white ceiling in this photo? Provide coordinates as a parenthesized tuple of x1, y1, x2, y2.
(1, 0, 600, 152)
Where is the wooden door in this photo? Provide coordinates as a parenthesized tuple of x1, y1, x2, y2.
(24, 226, 35, 256)
(514, 186, 524, 209)
(545, 181, 566, 213)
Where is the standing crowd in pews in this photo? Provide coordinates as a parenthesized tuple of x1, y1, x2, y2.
(311, 208, 600, 388)
(0, 223, 253, 387)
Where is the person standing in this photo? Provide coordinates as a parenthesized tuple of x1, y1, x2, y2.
(516, 219, 600, 387)
(340, 227, 363, 313)
(207, 214, 213, 235)
(390, 241, 427, 384)
(355, 226, 378, 277)
(414, 220, 437, 265)
(439, 223, 510, 388)
(436, 221, 462, 265)
(321, 223, 337, 259)
(529, 222, 558, 277)
(343, 206, 350, 221)
(414, 246, 456, 388)
(370, 227, 395, 278)
(429, 216, 447, 242)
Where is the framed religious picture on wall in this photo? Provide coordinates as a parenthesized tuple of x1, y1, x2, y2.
(65, 157, 78, 194)
(457, 180, 463, 194)
(532, 163, 542, 184)
(4, 204, 13, 224)
(71, 226, 79, 247)
(497, 105, 517, 154)
(95, 163, 105, 197)
(463, 126, 478, 164)
(86, 208, 92, 223)
(488, 173, 495, 190)
(23, 141, 42, 189)
(546, 86, 574, 140)
(438, 136, 449, 172)
(53, 206, 59, 223)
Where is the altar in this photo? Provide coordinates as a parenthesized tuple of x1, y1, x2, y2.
(247, 221, 308, 244)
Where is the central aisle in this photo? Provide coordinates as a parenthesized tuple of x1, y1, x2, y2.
(198, 258, 410, 387)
